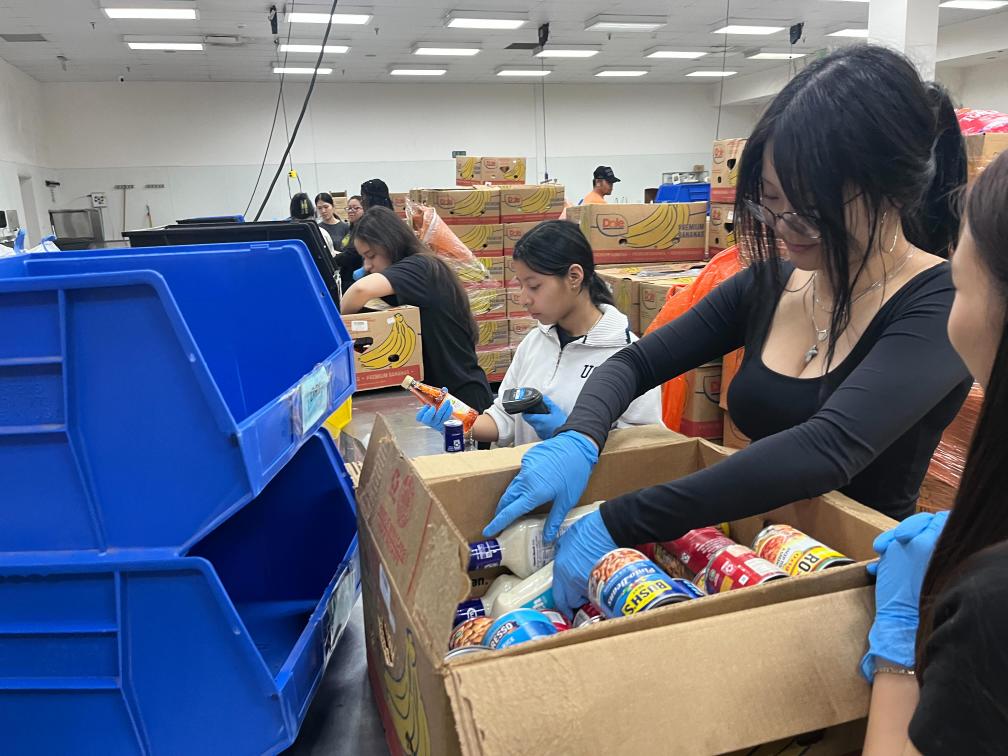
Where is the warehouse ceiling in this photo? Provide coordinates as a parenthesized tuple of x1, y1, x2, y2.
(0, 0, 1006, 84)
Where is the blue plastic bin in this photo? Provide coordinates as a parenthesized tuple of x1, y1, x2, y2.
(655, 182, 711, 204)
(0, 241, 355, 553)
(0, 430, 359, 756)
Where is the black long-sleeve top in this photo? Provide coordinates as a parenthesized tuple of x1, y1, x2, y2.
(557, 262, 971, 546)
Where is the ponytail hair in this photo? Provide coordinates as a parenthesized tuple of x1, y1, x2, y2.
(513, 219, 615, 307)
(315, 191, 335, 205)
(290, 192, 314, 220)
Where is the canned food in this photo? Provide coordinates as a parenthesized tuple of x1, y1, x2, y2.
(692, 568, 708, 593)
(448, 616, 494, 651)
(540, 610, 572, 633)
(483, 609, 559, 650)
(444, 418, 465, 453)
(752, 524, 853, 576)
(589, 548, 704, 619)
(663, 527, 736, 576)
(652, 544, 692, 581)
(444, 645, 489, 662)
(705, 544, 789, 593)
(572, 602, 603, 627)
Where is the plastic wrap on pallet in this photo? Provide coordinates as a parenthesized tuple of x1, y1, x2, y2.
(927, 382, 983, 490)
(406, 199, 489, 284)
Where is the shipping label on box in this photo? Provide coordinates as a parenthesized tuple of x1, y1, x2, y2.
(638, 272, 704, 333)
(500, 184, 565, 224)
(508, 316, 537, 346)
(711, 138, 746, 204)
(502, 221, 540, 256)
(506, 287, 530, 318)
(453, 224, 504, 256)
(476, 318, 509, 350)
(709, 203, 736, 252)
(341, 306, 423, 391)
(429, 188, 501, 226)
(468, 284, 507, 321)
(578, 203, 708, 264)
(477, 346, 512, 382)
(965, 133, 1008, 181)
(680, 361, 723, 440)
(456, 156, 527, 186)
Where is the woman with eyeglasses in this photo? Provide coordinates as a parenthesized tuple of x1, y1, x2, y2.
(484, 44, 974, 618)
(330, 195, 364, 295)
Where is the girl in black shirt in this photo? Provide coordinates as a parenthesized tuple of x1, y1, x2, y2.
(340, 206, 492, 412)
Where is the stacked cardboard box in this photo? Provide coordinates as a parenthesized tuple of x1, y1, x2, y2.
(341, 306, 423, 392)
(965, 133, 1008, 181)
(709, 203, 736, 255)
(569, 202, 708, 265)
(638, 271, 706, 334)
(508, 317, 537, 347)
(711, 138, 746, 204)
(456, 156, 527, 186)
(597, 264, 706, 335)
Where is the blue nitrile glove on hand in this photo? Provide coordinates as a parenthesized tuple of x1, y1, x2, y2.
(416, 394, 453, 433)
(483, 431, 598, 542)
(861, 510, 950, 682)
(353, 267, 366, 281)
(552, 509, 618, 619)
(522, 395, 567, 442)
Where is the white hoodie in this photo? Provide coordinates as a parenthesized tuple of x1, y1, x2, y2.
(485, 304, 663, 447)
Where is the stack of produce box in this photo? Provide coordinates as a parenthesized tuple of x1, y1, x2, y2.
(709, 138, 745, 255)
(566, 201, 708, 266)
(597, 264, 705, 336)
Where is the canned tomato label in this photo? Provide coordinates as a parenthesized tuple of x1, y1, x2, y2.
(589, 548, 703, 619)
(448, 616, 494, 650)
(664, 527, 736, 575)
(540, 610, 572, 632)
(484, 609, 558, 650)
(573, 602, 603, 627)
(705, 544, 788, 594)
(752, 524, 853, 576)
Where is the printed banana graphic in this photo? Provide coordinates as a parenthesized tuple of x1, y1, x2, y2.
(517, 185, 555, 214)
(456, 261, 490, 283)
(359, 313, 417, 369)
(457, 224, 491, 250)
(459, 156, 476, 181)
(625, 204, 696, 249)
(499, 162, 524, 181)
(468, 288, 501, 315)
(383, 630, 431, 756)
(478, 321, 495, 344)
(450, 190, 489, 217)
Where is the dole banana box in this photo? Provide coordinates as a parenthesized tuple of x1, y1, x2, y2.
(341, 306, 423, 391)
(456, 156, 527, 186)
(508, 317, 537, 346)
(503, 222, 539, 256)
(680, 361, 723, 441)
(429, 188, 502, 226)
(597, 263, 705, 335)
(711, 138, 747, 204)
(709, 203, 736, 252)
(578, 203, 708, 264)
(638, 273, 704, 333)
(391, 192, 409, 219)
(453, 224, 505, 257)
(476, 256, 505, 284)
(500, 184, 565, 224)
(476, 319, 509, 351)
(506, 287, 530, 318)
(965, 133, 1008, 181)
(477, 347, 513, 382)
(468, 284, 507, 321)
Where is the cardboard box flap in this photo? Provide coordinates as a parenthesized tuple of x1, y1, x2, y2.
(446, 588, 873, 756)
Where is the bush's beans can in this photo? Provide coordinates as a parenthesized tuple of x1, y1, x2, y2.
(704, 544, 788, 593)
(589, 548, 704, 619)
(444, 418, 465, 453)
(664, 527, 737, 576)
(573, 602, 604, 627)
(483, 609, 559, 650)
(448, 616, 494, 651)
(752, 524, 853, 576)
(541, 610, 572, 633)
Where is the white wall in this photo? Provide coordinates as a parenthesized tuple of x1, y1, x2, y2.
(956, 59, 1008, 113)
(39, 80, 758, 238)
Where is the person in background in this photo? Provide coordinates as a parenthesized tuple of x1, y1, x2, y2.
(361, 178, 394, 211)
(289, 192, 335, 254)
(330, 195, 364, 294)
(341, 207, 492, 413)
(580, 166, 619, 205)
(416, 221, 661, 446)
(860, 151, 1008, 754)
(315, 192, 346, 243)
(487, 45, 972, 617)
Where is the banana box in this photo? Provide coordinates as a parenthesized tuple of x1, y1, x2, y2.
(506, 287, 530, 318)
(680, 361, 724, 441)
(503, 256, 516, 285)
(477, 347, 513, 383)
(723, 412, 750, 450)
(502, 222, 539, 256)
(454, 224, 505, 257)
(508, 317, 537, 346)
(341, 306, 423, 392)
(578, 203, 708, 264)
(597, 263, 705, 335)
(476, 319, 509, 351)
(429, 188, 502, 226)
(475, 256, 505, 284)
(639, 273, 704, 334)
(391, 192, 409, 219)
(709, 203, 736, 253)
(456, 156, 527, 186)
(500, 184, 565, 224)
(409, 188, 428, 204)
(468, 283, 507, 321)
(711, 138, 747, 203)
(966, 133, 1008, 181)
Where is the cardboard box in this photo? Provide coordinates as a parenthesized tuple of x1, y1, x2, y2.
(453, 224, 504, 257)
(709, 202, 736, 252)
(409, 188, 427, 204)
(502, 221, 540, 256)
(638, 272, 704, 333)
(467, 284, 507, 321)
(680, 361, 723, 440)
(723, 412, 751, 450)
(508, 316, 537, 346)
(565, 205, 584, 226)
(711, 137, 747, 204)
(475, 318, 509, 351)
(456, 156, 527, 186)
(500, 184, 565, 224)
(506, 287, 530, 318)
(503, 255, 516, 284)
(476, 346, 512, 382)
(576, 203, 708, 264)
(358, 421, 897, 756)
(965, 133, 1008, 181)
(474, 256, 505, 284)
(598, 263, 706, 335)
(341, 306, 423, 391)
(428, 188, 501, 226)
(390, 192, 409, 219)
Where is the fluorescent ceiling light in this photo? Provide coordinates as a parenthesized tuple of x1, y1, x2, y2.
(940, 0, 1008, 8)
(127, 41, 203, 50)
(645, 49, 708, 59)
(279, 43, 350, 54)
(585, 14, 666, 32)
(746, 50, 807, 59)
(274, 67, 333, 74)
(535, 45, 600, 58)
(389, 68, 447, 76)
(827, 27, 870, 37)
(103, 7, 198, 20)
(712, 24, 785, 35)
(496, 68, 551, 77)
(445, 11, 527, 29)
(687, 70, 737, 77)
(412, 45, 480, 56)
(285, 11, 372, 25)
(595, 69, 649, 77)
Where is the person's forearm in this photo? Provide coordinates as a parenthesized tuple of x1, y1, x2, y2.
(863, 673, 921, 756)
(470, 415, 500, 444)
(340, 287, 369, 314)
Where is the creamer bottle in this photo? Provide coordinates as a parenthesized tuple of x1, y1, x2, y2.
(469, 501, 602, 578)
(454, 574, 522, 626)
(491, 562, 554, 615)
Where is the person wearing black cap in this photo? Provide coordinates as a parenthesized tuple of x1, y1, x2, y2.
(360, 178, 394, 211)
(581, 166, 620, 205)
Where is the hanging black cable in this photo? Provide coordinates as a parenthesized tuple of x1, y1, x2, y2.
(253, 0, 340, 221)
(714, 0, 731, 139)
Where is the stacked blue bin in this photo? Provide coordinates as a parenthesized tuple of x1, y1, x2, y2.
(0, 240, 358, 754)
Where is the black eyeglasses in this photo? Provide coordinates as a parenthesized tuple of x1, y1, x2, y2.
(743, 199, 822, 241)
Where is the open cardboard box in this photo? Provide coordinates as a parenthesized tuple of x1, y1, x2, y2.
(358, 420, 894, 756)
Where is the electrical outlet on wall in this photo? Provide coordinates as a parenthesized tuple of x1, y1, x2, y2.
(90, 192, 107, 208)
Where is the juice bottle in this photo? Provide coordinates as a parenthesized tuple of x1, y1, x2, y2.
(401, 377, 479, 432)
(468, 501, 602, 578)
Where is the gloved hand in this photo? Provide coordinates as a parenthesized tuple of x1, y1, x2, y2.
(483, 431, 598, 542)
(352, 267, 366, 281)
(861, 510, 950, 682)
(552, 509, 618, 619)
(522, 395, 567, 442)
(416, 397, 453, 433)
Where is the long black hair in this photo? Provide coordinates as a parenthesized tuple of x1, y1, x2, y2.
(354, 206, 479, 344)
(290, 192, 315, 220)
(314, 191, 334, 206)
(917, 152, 1008, 672)
(514, 220, 615, 307)
(361, 179, 393, 210)
(735, 44, 966, 365)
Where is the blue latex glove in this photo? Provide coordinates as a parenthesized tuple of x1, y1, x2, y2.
(861, 510, 950, 681)
(522, 395, 567, 442)
(552, 510, 618, 619)
(416, 396, 453, 433)
(353, 267, 366, 281)
(483, 431, 598, 542)
(866, 511, 939, 576)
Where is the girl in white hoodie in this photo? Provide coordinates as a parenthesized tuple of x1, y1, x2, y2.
(418, 220, 662, 446)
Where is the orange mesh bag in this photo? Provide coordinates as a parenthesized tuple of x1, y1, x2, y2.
(405, 199, 489, 285)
